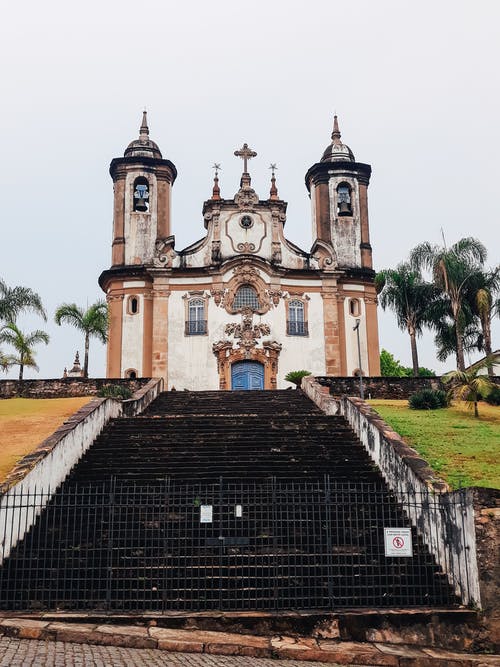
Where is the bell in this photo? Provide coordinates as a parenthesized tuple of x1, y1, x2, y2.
(134, 197, 148, 212)
(338, 200, 352, 216)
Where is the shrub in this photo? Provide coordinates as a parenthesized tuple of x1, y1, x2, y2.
(285, 370, 312, 388)
(97, 384, 133, 400)
(408, 389, 449, 410)
(482, 385, 500, 406)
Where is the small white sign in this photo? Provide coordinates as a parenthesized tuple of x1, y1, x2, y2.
(200, 505, 213, 523)
(384, 528, 413, 557)
(235, 505, 243, 518)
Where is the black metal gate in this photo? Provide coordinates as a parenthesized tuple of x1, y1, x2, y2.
(0, 478, 462, 611)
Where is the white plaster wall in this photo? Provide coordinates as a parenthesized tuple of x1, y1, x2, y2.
(275, 293, 326, 387)
(329, 177, 361, 268)
(121, 294, 144, 377)
(167, 285, 229, 390)
(166, 278, 326, 390)
(343, 295, 369, 376)
(219, 210, 272, 261)
(124, 171, 158, 265)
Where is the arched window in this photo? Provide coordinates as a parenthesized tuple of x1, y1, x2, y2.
(186, 298, 206, 335)
(127, 296, 139, 315)
(349, 298, 361, 317)
(287, 300, 307, 336)
(126, 369, 137, 379)
(233, 285, 260, 311)
(133, 177, 149, 212)
(337, 183, 352, 216)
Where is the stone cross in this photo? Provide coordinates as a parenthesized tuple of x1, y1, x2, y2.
(234, 143, 257, 172)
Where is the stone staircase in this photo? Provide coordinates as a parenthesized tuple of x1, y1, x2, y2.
(0, 390, 457, 612)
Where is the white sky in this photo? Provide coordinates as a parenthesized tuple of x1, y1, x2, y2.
(1, 0, 499, 378)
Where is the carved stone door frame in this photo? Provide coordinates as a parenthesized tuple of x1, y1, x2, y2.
(213, 344, 281, 390)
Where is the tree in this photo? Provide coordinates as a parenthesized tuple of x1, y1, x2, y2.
(0, 323, 49, 380)
(443, 354, 500, 418)
(375, 263, 439, 376)
(379, 349, 409, 377)
(0, 278, 46, 323)
(410, 237, 487, 371)
(0, 349, 14, 372)
(54, 301, 108, 378)
(466, 268, 500, 374)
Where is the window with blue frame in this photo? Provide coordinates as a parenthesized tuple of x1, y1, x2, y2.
(287, 299, 308, 336)
(186, 298, 207, 335)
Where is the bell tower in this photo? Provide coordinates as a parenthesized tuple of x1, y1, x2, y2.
(306, 115, 373, 270)
(100, 113, 177, 379)
(109, 111, 177, 267)
(305, 116, 380, 377)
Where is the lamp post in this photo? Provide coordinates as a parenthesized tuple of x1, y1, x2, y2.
(353, 319, 364, 400)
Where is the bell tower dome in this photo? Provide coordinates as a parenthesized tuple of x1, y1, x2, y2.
(109, 112, 177, 267)
(306, 115, 373, 270)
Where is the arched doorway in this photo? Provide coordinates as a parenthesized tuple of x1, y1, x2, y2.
(231, 361, 264, 390)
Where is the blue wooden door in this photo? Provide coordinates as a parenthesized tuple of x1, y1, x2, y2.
(231, 361, 264, 390)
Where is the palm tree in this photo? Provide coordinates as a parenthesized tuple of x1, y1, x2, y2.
(443, 354, 500, 418)
(54, 301, 108, 378)
(410, 237, 487, 371)
(466, 268, 500, 374)
(0, 323, 49, 380)
(0, 349, 14, 372)
(375, 263, 439, 376)
(0, 278, 47, 323)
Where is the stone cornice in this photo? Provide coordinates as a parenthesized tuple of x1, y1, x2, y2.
(109, 157, 177, 184)
(305, 161, 372, 191)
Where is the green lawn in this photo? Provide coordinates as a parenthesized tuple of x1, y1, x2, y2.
(368, 400, 500, 490)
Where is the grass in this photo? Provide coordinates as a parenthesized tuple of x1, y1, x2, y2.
(368, 399, 500, 490)
(0, 397, 91, 483)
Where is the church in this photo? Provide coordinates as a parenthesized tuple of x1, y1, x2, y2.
(99, 113, 380, 389)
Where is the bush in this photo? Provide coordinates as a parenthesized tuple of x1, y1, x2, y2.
(285, 370, 312, 388)
(97, 384, 133, 400)
(408, 389, 449, 410)
(482, 385, 500, 406)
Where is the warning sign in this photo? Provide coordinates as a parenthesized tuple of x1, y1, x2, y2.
(384, 528, 412, 557)
(200, 505, 213, 523)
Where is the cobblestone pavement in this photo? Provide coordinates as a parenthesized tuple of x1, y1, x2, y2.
(0, 637, 351, 667)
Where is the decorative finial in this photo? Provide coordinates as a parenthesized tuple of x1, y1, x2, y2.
(140, 110, 149, 138)
(269, 163, 278, 200)
(331, 114, 341, 144)
(234, 142, 257, 187)
(212, 163, 221, 200)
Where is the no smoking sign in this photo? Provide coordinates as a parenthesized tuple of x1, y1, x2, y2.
(384, 528, 413, 557)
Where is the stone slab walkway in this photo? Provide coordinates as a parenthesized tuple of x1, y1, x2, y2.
(0, 618, 498, 666)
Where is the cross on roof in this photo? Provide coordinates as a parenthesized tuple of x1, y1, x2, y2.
(234, 143, 257, 173)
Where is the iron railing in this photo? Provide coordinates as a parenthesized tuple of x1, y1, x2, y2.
(287, 321, 308, 336)
(185, 320, 207, 335)
(0, 478, 467, 612)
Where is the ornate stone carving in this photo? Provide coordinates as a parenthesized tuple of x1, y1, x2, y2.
(236, 241, 256, 253)
(267, 289, 282, 306)
(224, 312, 270, 350)
(153, 236, 176, 268)
(211, 240, 221, 264)
(210, 289, 226, 307)
(234, 187, 259, 209)
(271, 242, 282, 264)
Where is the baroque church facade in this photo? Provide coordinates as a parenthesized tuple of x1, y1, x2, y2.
(99, 113, 380, 389)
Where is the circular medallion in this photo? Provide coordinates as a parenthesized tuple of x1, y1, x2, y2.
(240, 215, 253, 229)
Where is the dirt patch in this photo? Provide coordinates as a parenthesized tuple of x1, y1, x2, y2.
(0, 398, 91, 483)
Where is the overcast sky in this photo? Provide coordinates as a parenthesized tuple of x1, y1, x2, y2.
(1, 0, 498, 379)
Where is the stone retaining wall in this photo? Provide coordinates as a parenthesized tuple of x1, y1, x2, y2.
(315, 375, 500, 399)
(301, 376, 481, 608)
(0, 378, 151, 399)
